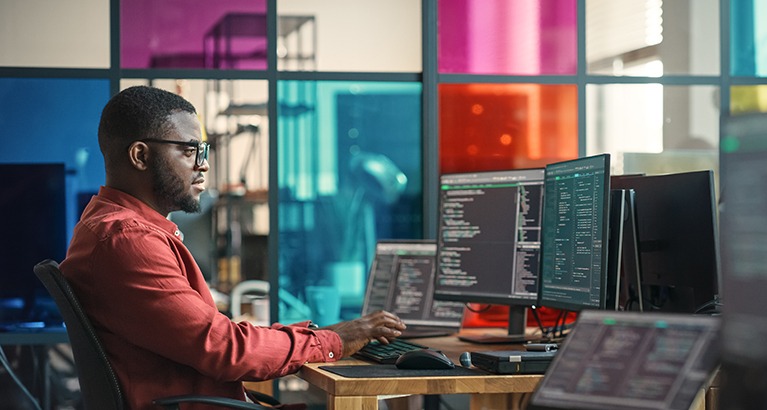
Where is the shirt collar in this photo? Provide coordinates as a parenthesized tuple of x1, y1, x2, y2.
(98, 186, 180, 235)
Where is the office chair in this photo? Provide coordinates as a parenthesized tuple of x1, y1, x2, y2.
(33, 259, 291, 410)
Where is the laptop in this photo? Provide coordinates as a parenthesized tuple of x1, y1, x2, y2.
(529, 310, 721, 410)
(361, 240, 464, 339)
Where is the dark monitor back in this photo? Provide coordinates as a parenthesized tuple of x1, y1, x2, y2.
(611, 170, 720, 313)
(0, 163, 67, 328)
(538, 154, 611, 311)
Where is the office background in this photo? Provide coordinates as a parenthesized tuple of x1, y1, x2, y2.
(1, 0, 765, 332)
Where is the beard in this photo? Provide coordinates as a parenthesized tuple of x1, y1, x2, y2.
(149, 155, 201, 214)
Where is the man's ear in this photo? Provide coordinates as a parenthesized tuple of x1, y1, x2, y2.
(127, 141, 150, 171)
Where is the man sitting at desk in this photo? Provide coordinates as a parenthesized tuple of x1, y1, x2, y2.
(60, 85, 406, 410)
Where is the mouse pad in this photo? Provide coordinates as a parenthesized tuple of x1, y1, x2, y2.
(319, 364, 486, 378)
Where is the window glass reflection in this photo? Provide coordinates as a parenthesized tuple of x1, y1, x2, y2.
(731, 1, 767, 76)
(277, 0, 421, 72)
(586, 0, 719, 76)
(587, 84, 719, 179)
(278, 81, 423, 323)
(439, 83, 578, 173)
(0, 0, 109, 68)
(731, 85, 767, 114)
(0, 78, 109, 240)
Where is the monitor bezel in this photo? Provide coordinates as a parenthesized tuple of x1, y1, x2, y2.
(538, 153, 612, 312)
(433, 167, 546, 308)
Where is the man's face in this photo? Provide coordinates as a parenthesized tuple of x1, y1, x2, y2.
(148, 111, 208, 214)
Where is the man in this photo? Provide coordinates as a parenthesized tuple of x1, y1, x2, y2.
(60, 86, 406, 409)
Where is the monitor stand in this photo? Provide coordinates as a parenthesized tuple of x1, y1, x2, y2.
(606, 189, 644, 312)
(457, 306, 538, 344)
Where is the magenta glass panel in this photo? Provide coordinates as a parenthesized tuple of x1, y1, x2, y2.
(121, 0, 267, 69)
(438, 0, 577, 75)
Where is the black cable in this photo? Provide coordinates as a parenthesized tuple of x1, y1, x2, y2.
(549, 310, 564, 339)
(561, 311, 572, 339)
(0, 346, 42, 410)
(463, 303, 493, 314)
(530, 305, 546, 335)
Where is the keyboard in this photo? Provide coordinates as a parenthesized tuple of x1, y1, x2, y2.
(353, 339, 430, 364)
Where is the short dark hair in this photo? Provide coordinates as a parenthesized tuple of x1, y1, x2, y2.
(98, 86, 197, 166)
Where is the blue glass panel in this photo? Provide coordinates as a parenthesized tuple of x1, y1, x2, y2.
(0, 78, 110, 242)
(277, 81, 423, 323)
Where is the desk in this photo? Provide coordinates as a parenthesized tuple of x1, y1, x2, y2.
(298, 332, 541, 410)
(298, 331, 718, 410)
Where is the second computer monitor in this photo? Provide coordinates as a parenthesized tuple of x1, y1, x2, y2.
(539, 154, 612, 312)
(611, 170, 720, 313)
(434, 168, 545, 339)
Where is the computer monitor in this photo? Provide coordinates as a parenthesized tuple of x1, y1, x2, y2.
(434, 168, 545, 343)
(0, 163, 67, 330)
(361, 240, 464, 338)
(611, 170, 720, 314)
(528, 310, 721, 410)
(538, 154, 612, 312)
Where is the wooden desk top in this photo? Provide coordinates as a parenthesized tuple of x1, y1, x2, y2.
(298, 330, 542, 397)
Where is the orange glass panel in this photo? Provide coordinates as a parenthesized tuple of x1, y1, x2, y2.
(439, 83, 578, 174)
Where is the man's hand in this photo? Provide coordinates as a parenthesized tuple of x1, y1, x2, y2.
(322, 310, 406, 358)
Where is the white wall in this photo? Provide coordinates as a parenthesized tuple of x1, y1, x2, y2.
(0, 0, 109, 68)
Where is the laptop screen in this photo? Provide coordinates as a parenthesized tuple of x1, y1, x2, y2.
(362, 240, 464, 329)
(529, 310, 720, 410)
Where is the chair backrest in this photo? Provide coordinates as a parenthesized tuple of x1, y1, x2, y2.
(34, 259, 125, 410)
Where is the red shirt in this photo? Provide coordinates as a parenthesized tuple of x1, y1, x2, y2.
(60, 186, 342, 410)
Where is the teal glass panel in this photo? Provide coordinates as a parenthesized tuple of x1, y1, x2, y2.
(438, 0, 577, 75)
(0, 78, 110, 241)
(278, 81, 423, 323)
(732, 0, 767, 76)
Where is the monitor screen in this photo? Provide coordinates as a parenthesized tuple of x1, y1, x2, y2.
(0, 163, 67, 329)
(362, 240, 464, 333)
(539, 154, 611, 311)
(434, 168, 545, 340)
(611, 170, 720, 313)
(529, 310, 721, 410)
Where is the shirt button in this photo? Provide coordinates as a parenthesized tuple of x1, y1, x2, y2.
(174, 230, 181, 237)
(328, 352, 334, 359)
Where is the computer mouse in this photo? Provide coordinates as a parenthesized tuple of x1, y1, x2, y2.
(395, 349, 455, 370)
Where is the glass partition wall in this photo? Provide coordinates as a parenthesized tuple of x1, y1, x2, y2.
(2, 0, 766, 349)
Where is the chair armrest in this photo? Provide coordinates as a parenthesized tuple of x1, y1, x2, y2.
(153, 395, 270, 409)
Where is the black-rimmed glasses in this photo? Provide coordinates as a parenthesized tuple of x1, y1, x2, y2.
(140, 139, 210, 167)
